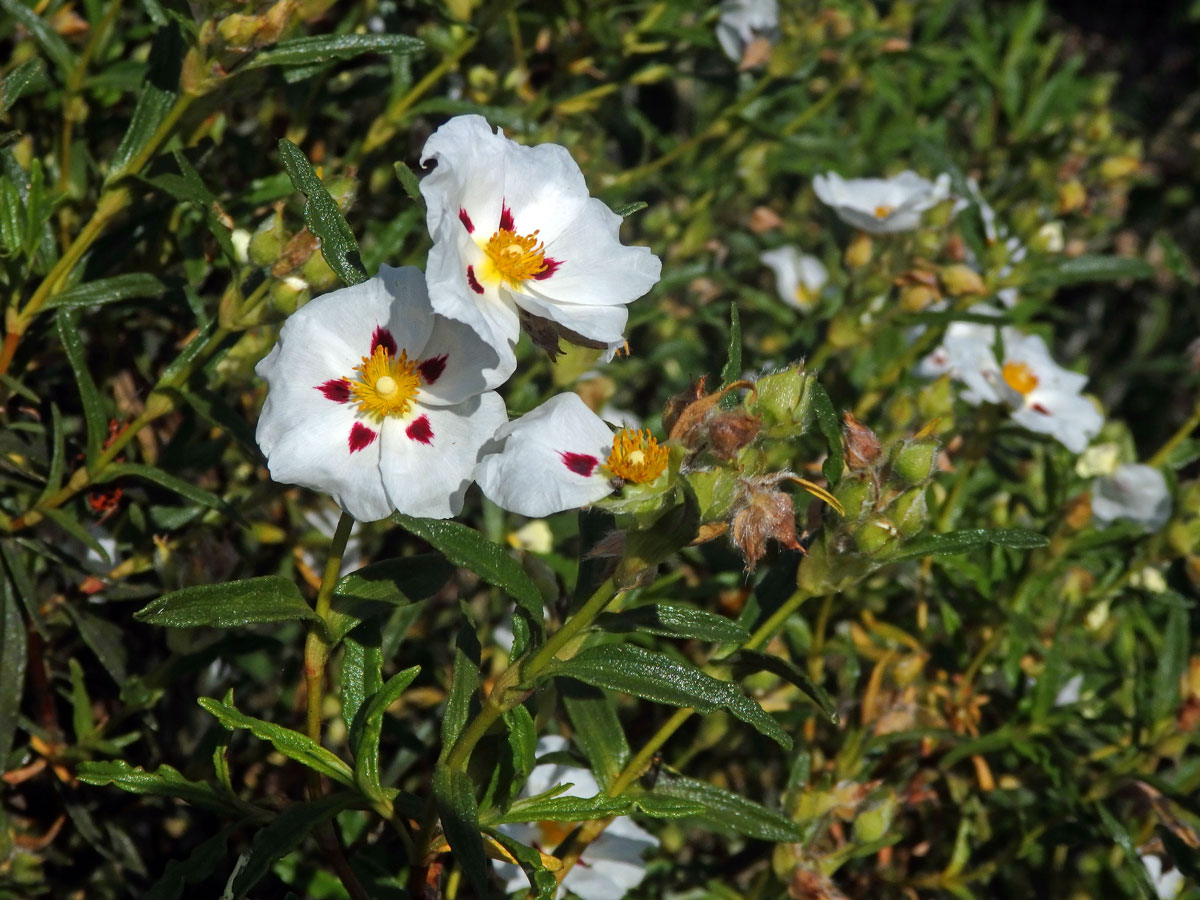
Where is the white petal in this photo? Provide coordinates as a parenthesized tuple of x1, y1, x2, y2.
(378, 392, 508, 519)
(500, 143, 591, 245)
(516, 289, 630, 353)
(259, 400, 392, 521)
(1092, 464, 1171, 530)
(760, 245, 826, 310)
(420, 115, 509, 244)
(1010, 390, 1102, 453)
(813, 170, 946, 234)
(475, 393, 615, 517)
(415, 314, 514, 406)
(426, 205, 521, 360)
(533, 199, 662, 306)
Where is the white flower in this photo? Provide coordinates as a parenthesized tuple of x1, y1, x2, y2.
(1091, 463, 1171, 531)
(420, 116, 662, 366)
(716, 0, 779, 64)
(760, 245, 828, 311)
(1054, 673, 1083, 706)
(495, 735, 657, 900)
(1141, 853, 1185, 900)
(920, 317, 1102, 453)
(812, 170, 951, 234)
(475, 393, 669, 518)
(255, 265, 510, 522)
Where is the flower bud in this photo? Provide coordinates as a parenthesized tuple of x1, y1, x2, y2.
(852, 518, 897, 555)
(249, 207, 287, 267)
(1099, 154, 1140, 181)
(891, 438, 937, 486)
(300, 249, 338, 292)
(834, 476, 875, 522)
(889, 487, 927, 537)
(900, 284, 937, 312)
(1056, 179, 1087, 214)
(842, 412, 881, 471)
(749, 367, 812, 429)
(939, 264, 987, 297)
(854, 793, 898, 843)
(270, 276, 309, 316)
(730, 477, 803, 571)
(1031, 221, 1065, 253)
(844, 231, 873, 268)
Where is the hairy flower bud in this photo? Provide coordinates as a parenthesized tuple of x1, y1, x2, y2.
(891, 438, 937, 486)
(939, 264, 987, 297)
(842, 412, 881, 471)
(731, 487, 802, 572)
(844, 231, 873, 268)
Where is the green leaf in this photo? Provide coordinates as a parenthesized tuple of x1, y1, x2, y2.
(105, 23, 182, 183)
(1, 57, 48, 113)
(486, 829, 558, 900)
(334, 553, 454, 605)
(354, 665, 421, 801)
(650, 773, 806, 842)
(628, 793, 707, 818)
(97, 462, 235, 517)
(0, 576, 27, 764)
(41, 507, 111, 564)
(503, 704, 537, 794)
(64, 602, 127, 684)
(613, 200, 648, 218)
(277, 138, 366, 286)
(1028, 254, 1154, 288)
(68, 658, 95, 741)
(198, 697, 355, 787)
(809, 381, 843, 486)
(144, 827, 234, 900)
(1150, 598, 1189, 724)
(77, 760, 253, 818)
(726, 648, 838, 723)
(243, 33, 423, 70)
(340, 620, 383, 754)
(552, 644, 791, 749)
(598, 603, 749, 644)
(0, 0, 74, 73)
(441, 615, 481, 754)
(135, 576, 315, 629)
(887, 528, 1049, 562)
(37, 402, 65, 503)
(393, 513, 544, 634)
(55, 307, 107, 466)
(142, 152, 237, 263)
(561, 681, 630, 792)
(433, 765, 490, 900)
(720, 303, 742, 387)
(392, 160, 425, 206)
(1096, 801, 1158, 900)
(495, 793, 637, 824)
(230, 796, 353, 900)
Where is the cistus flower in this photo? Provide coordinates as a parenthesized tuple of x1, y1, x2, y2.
(419, 115, 662, 366)
(1139, 853, 1184, 900)
(920, 316, 1103, 454)
(716, 0, 779, 67)
(494, 735, 657, 900)
(1091, 463, 1172, 531)
(813, 170, 951, 234)
(760, 245, 828, 311)
(475, 393, 669, 517)
(255, 265, 509, 521)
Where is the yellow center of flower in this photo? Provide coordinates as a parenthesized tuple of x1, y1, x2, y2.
(1001, 360, 1039, 396)
(605, 428, 668, 484)
(480, 228, 548, 286)
(349, 345, 420, 420)
(874, 204, 895, 219)
(536, 820, 573, 849)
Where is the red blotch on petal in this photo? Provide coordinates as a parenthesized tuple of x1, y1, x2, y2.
(317, 379, 351, 403)
(418, 354, 447, 385)
(371, 326, 397, 357)
(467, 266, 484, 294)
(1031, 403, 1051, 415)
(348, 422, 378, 453)
(560, 451, 599, 477)
(406, 415, 433, 444)
(458, 208, 474, 233)
(499, 202, 515, 232)
(534, 257, 561, 280)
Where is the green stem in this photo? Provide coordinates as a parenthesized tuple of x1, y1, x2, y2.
(1148, 395, 1200, 468)
(305, 511, 355, 745)
(743, 589, 812, 652)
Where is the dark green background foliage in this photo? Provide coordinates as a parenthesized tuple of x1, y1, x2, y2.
(2, 0, 1200, 898)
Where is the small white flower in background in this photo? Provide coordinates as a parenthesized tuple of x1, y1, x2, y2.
(1140, 853, 1185, 900)
(1054, 673, 1083, 707)
(1091, 463, 1172, 531)
(508, 520, 554, 554)
(495, 735, 657, 900)
(760, 245, 828, 311)
(919, 317, 1102, 453)
(475, 393, 669, 518)
(812, 170, 951, 234)
(420, 116, 662, 366)
(716, 0, 779, 66)
(255, 265, 510, 522)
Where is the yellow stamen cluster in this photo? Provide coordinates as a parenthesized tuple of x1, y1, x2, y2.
(482, 228, 548, 285)
(605, 428, 668, 484)
(873, 204, 895, 219)
(1001, 360, 1039, 396)
(349, 345, 420, 420)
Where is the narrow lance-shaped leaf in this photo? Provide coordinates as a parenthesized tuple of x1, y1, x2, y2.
(561, 681, 630, 792)
(98, 462, 237, 519)
(888, 528, 1049, 563)
(354, 665, 421, 801)
(197, 697, 355, 787)
(144, 827, 234, 900)
(135, 576, 316, 629)
(76, 760, 264, 820)
(0, 576, 28, 764)
(0, 0, 74, 74)
(1028, 254, 1154, 288)
(277, 138, 367, 286)
(440, 613, 481, 755)
(809, 380, 843, 486)
(394, 512, 544, 636)
(650, 773, 808, 842)
(242, 33, 424, 70)
(1, 57, 49, 114)
(721, 302, 742, 388)
(340, 619, 383, 753)
(597, 603, 749, 644)
(433, 765, 491, 900)
(55, 308, 107, 466)
(106, 23, 183, 183)
(486, 829, 559, 900)
(726, 648, 838, 723)
(229, 796, 353, 900)
(552, 644, 791, 749)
